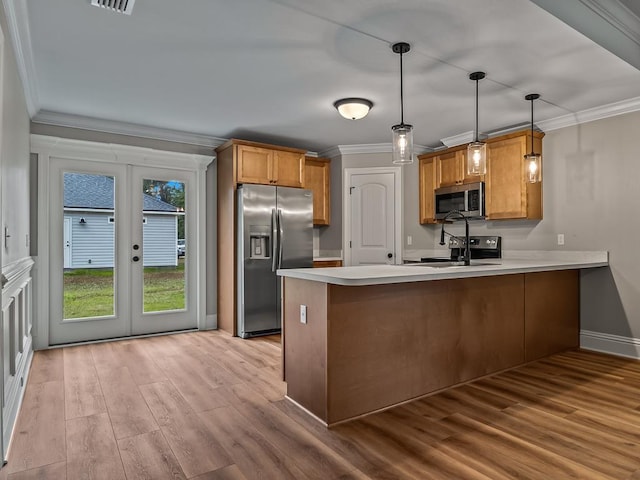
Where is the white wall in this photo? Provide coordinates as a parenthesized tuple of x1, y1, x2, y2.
(1, 7, 30, 268)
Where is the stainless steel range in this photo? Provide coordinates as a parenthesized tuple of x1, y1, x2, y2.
(420, 235, 502, 265)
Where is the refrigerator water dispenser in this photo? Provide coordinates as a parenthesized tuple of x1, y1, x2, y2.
(249, 227, 270, 259)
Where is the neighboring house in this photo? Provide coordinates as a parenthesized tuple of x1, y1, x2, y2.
(63, 172, 181, 268)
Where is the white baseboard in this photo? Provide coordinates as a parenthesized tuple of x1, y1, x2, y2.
(580, 330, 640, 360)
(203, 314, 218, 330)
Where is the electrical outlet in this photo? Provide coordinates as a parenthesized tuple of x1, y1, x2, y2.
(557, 234, 565, 246)
(300, 305, 307, 324)
(407, 235, 412, 246)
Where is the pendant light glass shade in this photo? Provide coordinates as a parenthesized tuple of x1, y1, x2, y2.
(467, 72, 486, 175)
(524, 93, 541, 183)
(525, 152, 541, 183)
(334, 98, 373, 120)
(391, 42, 414, 165)
(392, 123, 414, 165)
(467, 141, 486, 175)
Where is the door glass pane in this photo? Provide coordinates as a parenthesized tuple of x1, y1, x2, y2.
(142, 179, 186, 313)
(63, 172, 115, 319)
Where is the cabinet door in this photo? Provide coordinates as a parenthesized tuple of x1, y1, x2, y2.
(273, 151, 304, 188)
(460, 149, 485, 184)
(236, 145, 273, 184)
(486, 136, 527, 219)
(304, 157, 330, 225)
(419, 157, 437, 224)
(437, 150, 463, 187)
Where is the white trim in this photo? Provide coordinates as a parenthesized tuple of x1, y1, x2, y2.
(1, 0, 38, 117)
(538, 95, 640, 131)
(1, 257, 34, 287)
(342, 166, 402, 267)
(332, 143, 432, 156)
(580, 329, 640, 360)
(31, 134, 213, 171)
(579, 0, 640, 44)
(32, 110, 228, 149)
(204, 313, 218, 330)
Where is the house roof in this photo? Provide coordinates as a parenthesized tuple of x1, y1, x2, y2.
(63, 173, 179, 212)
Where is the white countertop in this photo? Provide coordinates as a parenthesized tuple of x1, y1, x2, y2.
(279, 251, 608, 286)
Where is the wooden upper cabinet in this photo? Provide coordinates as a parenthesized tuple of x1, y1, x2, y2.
(419, 156, 437, 224)
(227, 139, 306, 187)
(236, 145, 273, 184)
(437, 150, 463, 187)
(304, 157, 331, 225)
(273, 150, 305, 188)
(486, 130, 543, 220)
(437, 149, 484, 187)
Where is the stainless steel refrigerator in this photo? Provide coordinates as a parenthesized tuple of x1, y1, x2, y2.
(237, 184, 313, 338)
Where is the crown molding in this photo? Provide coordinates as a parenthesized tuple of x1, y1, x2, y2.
(33, 110, 228, 149)
(2, 0, 39, 116)
(327, 143, 432, 156)
(530, 0, 640, 70)
(31, 134, 214, 170)
(538, 95, 640, 131)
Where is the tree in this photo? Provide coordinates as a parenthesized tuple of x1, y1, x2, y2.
(143, 180, 186, 239)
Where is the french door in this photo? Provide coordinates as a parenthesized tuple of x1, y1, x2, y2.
(48, 159, 197, 345)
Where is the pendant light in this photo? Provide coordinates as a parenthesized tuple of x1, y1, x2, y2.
(524, 93, 541, 183)
(467, 71, 486, 175)
(391, 42, 414, 165)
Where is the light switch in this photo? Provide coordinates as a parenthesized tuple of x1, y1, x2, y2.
(557, 234, 565, 246)
(300, 305, 307, 324)
(407, 235, 412, 246)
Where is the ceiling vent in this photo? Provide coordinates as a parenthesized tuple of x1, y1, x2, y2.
(91, 0, 136, 15)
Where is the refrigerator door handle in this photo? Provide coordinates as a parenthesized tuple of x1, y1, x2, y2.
(271, 208, 278, 272)
(277, 208, 284, 269)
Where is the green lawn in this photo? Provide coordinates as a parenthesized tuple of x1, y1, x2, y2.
(64, 260, 185, 319)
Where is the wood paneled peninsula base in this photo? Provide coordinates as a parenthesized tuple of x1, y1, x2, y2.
(281, 270, 581, 426)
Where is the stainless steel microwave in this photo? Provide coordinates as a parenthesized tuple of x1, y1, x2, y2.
(434, 181, 484, 219)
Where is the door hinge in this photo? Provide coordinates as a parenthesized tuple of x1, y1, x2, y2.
(349, 241, 352, 248)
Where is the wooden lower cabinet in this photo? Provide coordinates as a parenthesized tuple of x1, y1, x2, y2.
(313, 260, 342, 268)
(283, 270, 579, 425)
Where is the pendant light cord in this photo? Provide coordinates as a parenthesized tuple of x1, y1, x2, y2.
(475, 79, 479, 142)
(399, 50, 404, 125)
(530, 98, 534, 155)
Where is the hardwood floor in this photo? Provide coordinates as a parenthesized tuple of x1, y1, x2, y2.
(3, 331, 640, 479)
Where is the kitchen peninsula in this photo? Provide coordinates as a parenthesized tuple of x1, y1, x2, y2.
(278, 252, 608, 426)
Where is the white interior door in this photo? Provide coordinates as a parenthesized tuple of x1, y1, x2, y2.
(345, 168, 401, 265)
(49, 160, 197, 345)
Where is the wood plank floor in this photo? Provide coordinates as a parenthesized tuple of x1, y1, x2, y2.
(3, 331, 640, 479)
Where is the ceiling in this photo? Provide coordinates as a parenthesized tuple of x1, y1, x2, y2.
(8, 0, 640, 152)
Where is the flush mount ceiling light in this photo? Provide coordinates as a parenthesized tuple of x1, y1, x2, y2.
(524, 93, 542, 183)
(467, 71, 487, 176)
(391, 42, 414, 165)
(91, 0, 136, 15)
(333, 98, 373, 120)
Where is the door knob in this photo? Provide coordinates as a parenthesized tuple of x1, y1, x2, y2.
(132, 256, 140, 262)
(387, 253, 393, 259)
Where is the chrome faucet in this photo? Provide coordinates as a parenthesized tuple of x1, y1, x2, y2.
(439, 210, 471, 266)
